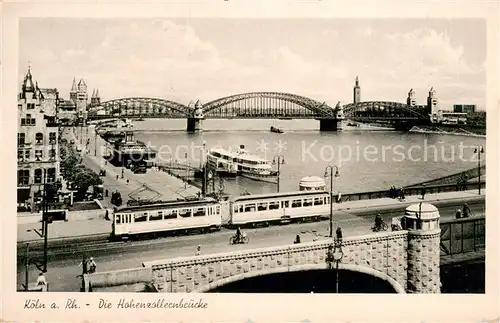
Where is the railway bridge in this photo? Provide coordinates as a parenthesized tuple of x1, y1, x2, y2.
(86, 92, 430, 132)
(84, 206, 485, 294)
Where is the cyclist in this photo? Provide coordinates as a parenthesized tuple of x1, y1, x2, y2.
(235, 226, 242, 243)
(374, 214, 383, 231)
(462, 203, 471, 218)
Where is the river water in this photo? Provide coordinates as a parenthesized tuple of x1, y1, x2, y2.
(134, 119, 485, 197)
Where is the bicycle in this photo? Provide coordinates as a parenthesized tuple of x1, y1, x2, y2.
(229, 233, 249, 245)
(372, 220, 388, 232)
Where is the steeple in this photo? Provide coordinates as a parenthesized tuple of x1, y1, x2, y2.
(71, 77, 77, 92)
(95, 88, 100, 98)
(91, 89, 96, 98)
(78, 78, 86, 87)
(23, 66, 35, 92)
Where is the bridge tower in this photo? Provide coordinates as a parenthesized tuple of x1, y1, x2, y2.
(353, 76, 361, 103)
(427, 87, 438, 116)
(90, 88, 101, 107)
(404, 203, 441, 293)
(335, 101, 345, 131)
(187, 100, 204, 132)
(407, 88, 417, 107)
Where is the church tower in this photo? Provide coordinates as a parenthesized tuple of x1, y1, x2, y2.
(76, 78, 88, 121)
(70, 77, 77, 104)
(353, 76, 361, 103)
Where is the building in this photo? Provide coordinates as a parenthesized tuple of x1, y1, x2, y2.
(353, 76, 361, 103)
(427, 87, 438, 115)
(17, 67, 60, 212)
(453, 104, 476, 114)
(406, 88, 417, 107)
(56, 99, 78, 124)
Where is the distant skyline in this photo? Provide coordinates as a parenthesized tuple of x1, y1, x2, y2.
(19, 18, 486, 109)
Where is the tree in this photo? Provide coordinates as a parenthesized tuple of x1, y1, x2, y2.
(71, 168, 103, 200)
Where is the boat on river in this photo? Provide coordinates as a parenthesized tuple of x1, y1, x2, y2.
(206, 145, 278, 182)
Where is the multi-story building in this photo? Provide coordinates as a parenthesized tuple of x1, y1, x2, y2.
(17, 67, 60, 212)
(453, 104, 476, 114)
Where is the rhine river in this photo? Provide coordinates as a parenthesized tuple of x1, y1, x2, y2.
(134, 119, 485, 197)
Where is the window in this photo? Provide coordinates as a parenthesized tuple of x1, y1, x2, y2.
(34, 168, 43, 184)
(193, 207, 205, 217)
(35, 150, 43, 160)
(314, 197, 324, 206)
(116, 214, 121, 224)
(17, 133, 25, 145)
(17, 169, 29, 186)
(27, 103, 35, 109)
(134, 213, 148, 222)
(164, 210, 177, 219)
(291, 199, 302, 208)
(281, 201, 289, 208)
(179, 208, 191, 218)
(244, 204, 256, 212)
(149, 211, 163, 221)
(17, 150, 23, 160)
(49, 132, 56, 144)
(35, 133, 44, 144)
(47, 168, 56, 183)
(303, 198, 313, 207)
(233, 205, 239, 213)
(238, 205, 244, 213)
(49, 149, 56, 159)
(216, 206, 220, 214)
(269, 201, 280, 210)
(257, 202, 268, 211)
(24, 150, 30, 159)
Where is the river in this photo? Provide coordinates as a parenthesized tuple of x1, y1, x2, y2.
(133, 119, 485, 197)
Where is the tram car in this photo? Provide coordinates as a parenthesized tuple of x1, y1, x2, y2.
(111, 190, 333, 238)
(112, 198, 222, 238)
(229, 190, 331, 227)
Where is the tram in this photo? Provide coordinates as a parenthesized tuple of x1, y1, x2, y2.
(111, 190, 333, 239)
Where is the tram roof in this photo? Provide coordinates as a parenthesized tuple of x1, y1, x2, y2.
(116, 198, 218, 212)
(233, 190, 328, 202)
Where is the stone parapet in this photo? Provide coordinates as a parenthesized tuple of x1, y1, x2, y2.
(406, 229, 441, 293)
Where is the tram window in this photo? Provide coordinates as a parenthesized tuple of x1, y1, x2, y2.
(216, 206, 220, 214)
(238, 205, 244, 213)
(149, 212, 163, 221)
(193, 207, 205, 217)
(257, 202, 268, 211)
(269, 202, 280, 210)
(303, 198, 313, 207)
(244, 204, 256, 212)
(116, 214, 121, 224)
(135, 213, 148, 222)
(179, 208, 191, 218)
(233, 205, 239, 213)
(291, 200, 302, 208)
(314, 198, 324, 206)
(164, 210, 177, 220)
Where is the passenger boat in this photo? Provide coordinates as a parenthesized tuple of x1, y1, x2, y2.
(270, 126, 284, 133)
(206, 145, 278, 182)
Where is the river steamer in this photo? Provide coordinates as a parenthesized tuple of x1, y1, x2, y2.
(206, 145, 278, 182)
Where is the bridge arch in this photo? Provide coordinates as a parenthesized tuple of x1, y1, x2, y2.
(89, 97, 192, 118)
(193, 263, 405, 294)
(202, 92, 336, 118)
(343, 101, 428, 119)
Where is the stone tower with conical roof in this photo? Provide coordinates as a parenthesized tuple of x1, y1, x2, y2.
(70, 77, 78, 103)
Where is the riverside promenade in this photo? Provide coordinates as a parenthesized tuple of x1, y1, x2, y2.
(17, 189, 485, 243)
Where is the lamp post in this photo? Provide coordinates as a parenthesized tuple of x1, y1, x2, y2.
(474, 145, 484, 195)
(185, 152, 188, 190)
(325, 238, 344, 293)
(24, 243, 30, 291)
(324, 165, 340, 238)
(273, 155, 285, 193)
(94, 126, 98, 157)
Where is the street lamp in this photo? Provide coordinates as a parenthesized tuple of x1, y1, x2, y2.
(185, 152, 188, 189)
(325, 238, 344, 293)
(474, 145, 484, 195)
(272, 155, 285, 193)
(324, 165, 340, 238)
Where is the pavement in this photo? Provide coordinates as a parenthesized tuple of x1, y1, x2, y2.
(16, 201, 485, 292)
(17, 188, 485, 243)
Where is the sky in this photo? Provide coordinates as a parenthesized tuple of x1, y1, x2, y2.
(19, 18, 486, 110)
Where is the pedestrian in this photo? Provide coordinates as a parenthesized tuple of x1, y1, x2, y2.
(36, 272, 47, 286)
(294, 234, 301, 244)
(455, 208, 462, 219)
(421, 184, 426, 200)
(79, 257, 88, 275)
(195, 245, 201, 256)
(105, 209, 109, 221)
(462, 203, 471, 217)
(88, 257, 97, 274)
(400, 187, 405, 201)
(336, 191, 342, 203)
(336, 227, 343, 242)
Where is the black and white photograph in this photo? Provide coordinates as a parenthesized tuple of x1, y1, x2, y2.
(3, 1, 499, 322)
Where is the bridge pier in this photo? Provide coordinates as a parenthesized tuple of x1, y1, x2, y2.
(186, 118, 203, 133)
(319, 119, 344, 131)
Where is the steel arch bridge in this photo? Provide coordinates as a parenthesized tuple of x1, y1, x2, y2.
(87, 97, 191, 119)
(343, 101, 429, 121)
(202, 92, 336, 119)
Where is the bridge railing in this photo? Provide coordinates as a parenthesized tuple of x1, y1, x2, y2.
(439, 216, 485, 257)
(339, 181, 485, 203)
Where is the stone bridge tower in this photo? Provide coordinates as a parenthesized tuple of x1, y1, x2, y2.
(353, 76, 361, 103)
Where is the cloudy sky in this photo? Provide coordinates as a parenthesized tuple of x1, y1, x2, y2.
(19, 18, 486, 109)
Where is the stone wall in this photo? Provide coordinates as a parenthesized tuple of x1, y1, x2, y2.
(407, 229, 441, 293)
(146, 231, 409, 293)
